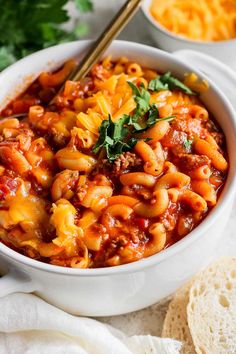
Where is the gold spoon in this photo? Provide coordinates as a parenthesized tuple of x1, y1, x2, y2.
(65, 0, 142, 83)
(5, 0, 142, 117)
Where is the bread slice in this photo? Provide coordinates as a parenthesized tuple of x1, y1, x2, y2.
(162, 280, 196, 354)
(187, 257, 236, 354)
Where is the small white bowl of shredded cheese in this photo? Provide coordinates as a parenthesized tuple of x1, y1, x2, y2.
(141, 0, 236, 66)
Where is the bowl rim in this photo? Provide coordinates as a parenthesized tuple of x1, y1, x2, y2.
(0, 39, 236, 277)
(141, 0, 236, 47)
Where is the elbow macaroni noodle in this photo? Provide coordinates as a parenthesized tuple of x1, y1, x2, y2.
(0, 56, 228, 268)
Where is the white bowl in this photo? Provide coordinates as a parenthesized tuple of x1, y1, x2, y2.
(0, 40, 236, 317)
(141, 0, 236, 66)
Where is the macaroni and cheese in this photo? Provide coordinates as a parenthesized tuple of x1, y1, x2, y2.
(0, 57, 228, 268)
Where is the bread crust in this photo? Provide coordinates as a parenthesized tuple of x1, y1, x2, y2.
(187, 257, 236, 354)
(162, 280, 196, 354)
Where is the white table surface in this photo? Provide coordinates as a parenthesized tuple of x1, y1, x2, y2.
(74, 0, 236, 336)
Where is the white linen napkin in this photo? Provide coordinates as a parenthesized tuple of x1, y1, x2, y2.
(0, 293, 181, 354)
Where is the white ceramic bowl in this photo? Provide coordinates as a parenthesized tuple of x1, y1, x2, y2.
(0, 40, 236, 317)
(141, 0, 236, 66)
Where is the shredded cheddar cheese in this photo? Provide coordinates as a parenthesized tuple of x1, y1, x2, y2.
(150, 0, 236, 42)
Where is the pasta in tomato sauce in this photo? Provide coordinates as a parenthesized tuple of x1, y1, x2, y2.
(0, 57, 228, 268)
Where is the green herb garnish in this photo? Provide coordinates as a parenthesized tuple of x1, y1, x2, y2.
(127, 82, 175, 132)
(148, 78, 168, 92)
(128, 82, 150, 119)
(92, 115, 138, 162)
(146, 104, 175, 124)
(93, 81, 177, 162)
(130, 103, 175, 132)
(183, 139, 193, 150)
(0, 0, 93, 71)
(130, 103, 158, 132)
(148, 72, 196, 95)
(75, 0, 93, 12)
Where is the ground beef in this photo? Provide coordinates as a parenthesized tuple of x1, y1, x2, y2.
(171, 118, 203, 138)
(161, 129, 188, 148)
(177, 153, 210, 170)
(211, 132, 224, 146)
(112, 152, 142, 174)
(90, 64, 110, 80)
(205, 119, 219, 133)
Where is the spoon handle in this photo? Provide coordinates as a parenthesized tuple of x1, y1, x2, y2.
(4, 0, 142, 116)
(70, 0, 142, 82)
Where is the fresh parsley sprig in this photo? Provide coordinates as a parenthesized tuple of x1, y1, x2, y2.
(128, 82, 175, 132)
(92, 115, 138, 162)
(93, 81, 176, 163)
(75, 0, 93, 12)
(128, 82, 150, 119)
(148, 72, 196, 95)
(0, 0, 93, 71)
(183, 139, 193, 151)
(129, 103, 175, 132)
